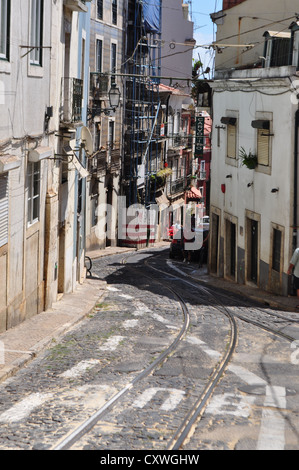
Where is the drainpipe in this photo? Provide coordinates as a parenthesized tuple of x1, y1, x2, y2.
(293, 109, 299, 252)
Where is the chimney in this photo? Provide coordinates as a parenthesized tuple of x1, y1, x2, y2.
(223, 0, 247, 10)
(182, 3, 189, 21)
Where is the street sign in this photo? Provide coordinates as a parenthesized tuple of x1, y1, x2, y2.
(195, 116, 205, 158)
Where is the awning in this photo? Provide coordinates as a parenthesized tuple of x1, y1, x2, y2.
(263, 31, 291, 39)
(29, 146, 53, 162)
(155, 192, 169, 206)
(72, 154, 89, 178)
(0, 154, 21, 173)
(170, 197, 185, 207)
(185, 187, 202, 200)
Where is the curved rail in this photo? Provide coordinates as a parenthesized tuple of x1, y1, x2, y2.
(52, 260, 190, 450)
(144, 256, 239, 449)
(53, 250, 239, 451)
(164, 258, 298, 343)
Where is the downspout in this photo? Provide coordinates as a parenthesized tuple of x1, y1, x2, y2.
(293, 109, 299, 252)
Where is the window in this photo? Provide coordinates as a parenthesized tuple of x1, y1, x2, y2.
(227, 123, 237, 158)
(199, 160, 206, 180)
(257, 128, 270, 166)
(0, 0, 10, 60)
(112, 0, 117, 25)
(27, 162, 40, 226)
(252, 120, 271, 166)
(61, 161, 68, 184)
(272, 228, 282, 272)
(108, 120, 115, 150)
(263, 31, 291, 68)
(0, 174, 8, 247)
(111, 43, 117, 86)
(90, 178, 98, 227)
(96, 39, 102, 73)
(221, 117, 237, 159)
(91, 194, 98, 227)
(97, 0, 103, 20)
(95, 122, 101, 150)
(30, 0, 43, 66)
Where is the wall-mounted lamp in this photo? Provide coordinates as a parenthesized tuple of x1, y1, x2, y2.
(226, 174, 232, 178)
(108, 84, 121, 110)
(271, 188, 279, 193)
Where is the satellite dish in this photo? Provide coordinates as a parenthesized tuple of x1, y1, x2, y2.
(81, 127, 93, 155)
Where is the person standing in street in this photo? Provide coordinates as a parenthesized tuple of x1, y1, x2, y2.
(287, 247, 299, 307)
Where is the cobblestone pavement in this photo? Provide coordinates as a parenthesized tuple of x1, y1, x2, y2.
(0, 247, 298, 450)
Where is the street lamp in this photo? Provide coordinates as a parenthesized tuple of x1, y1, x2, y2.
(108, 84, 121, 111)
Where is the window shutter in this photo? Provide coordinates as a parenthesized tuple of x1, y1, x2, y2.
(227, 123, 236, 158)
(0, 174, 8, 247)
(257, 129, 269, 166)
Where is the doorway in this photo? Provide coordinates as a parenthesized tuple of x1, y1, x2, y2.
(210, 212, 220, 273)
(106, 180, 113, 247)
(246, 216, 259, 284)
(225, 219, 236, 279)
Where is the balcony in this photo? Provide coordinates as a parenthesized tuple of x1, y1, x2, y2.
(167, 175, 192, 197)
(91, 141, 121, 176)
(60, 77, 83, 125)
(168, 134, 193, 149)
(63, 0, 91, 13)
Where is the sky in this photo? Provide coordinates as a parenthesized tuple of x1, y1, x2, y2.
(190, 0, 221, 75)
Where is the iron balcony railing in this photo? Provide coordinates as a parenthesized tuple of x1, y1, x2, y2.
(168, 134, 193, 149)
(167, 175, 192, 196)
(60, 77, 83, 124)
(89, 141, 121, 175)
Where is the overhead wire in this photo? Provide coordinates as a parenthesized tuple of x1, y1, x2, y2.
(213, 14, 296, 72)
(91, 2, 298, 82)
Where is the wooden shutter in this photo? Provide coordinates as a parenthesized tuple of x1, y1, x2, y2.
(227, 123, 236, 158)
(257, 129, 270, 166)
(0, 174, 8, 247)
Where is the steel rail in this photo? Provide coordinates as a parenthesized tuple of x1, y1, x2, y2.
(52, 257, 190, 450)
(164, 258, 298, 343)
(144, 253, 298, 448)
(144, 257, 239, 450)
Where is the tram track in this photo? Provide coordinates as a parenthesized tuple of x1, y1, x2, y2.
(0, 248, 297, 451)
(52, 248, 299, 451)
(52, 250, 238, 451)
(160, 257, 299, 343)
(53, 258, 190, 450)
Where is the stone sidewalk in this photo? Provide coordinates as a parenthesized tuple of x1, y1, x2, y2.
(0, 244, 159, 385)
(0, 242, 298, 385)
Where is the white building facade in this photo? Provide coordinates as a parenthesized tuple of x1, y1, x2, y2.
(0, 0, 91, 333)
(210, 67, 299, 295)
(209, 0, 299, 296)
(0, 0, 53, 330)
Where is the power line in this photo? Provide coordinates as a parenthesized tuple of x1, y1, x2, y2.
(214, 15, 296, 43)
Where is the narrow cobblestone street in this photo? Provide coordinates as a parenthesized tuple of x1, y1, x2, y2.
(0, 247, 298, 451)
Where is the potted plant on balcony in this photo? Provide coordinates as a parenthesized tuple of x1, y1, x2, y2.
(152, 167, 173, 189)
(239, 147, 258, 170)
